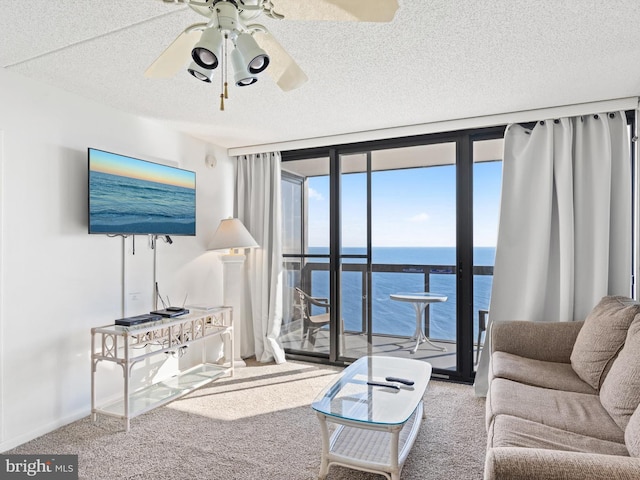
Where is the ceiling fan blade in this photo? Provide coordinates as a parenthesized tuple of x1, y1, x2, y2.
(144, 29, 202, 78)
(186, 4, 214, 18)
(270, 0, 399, 22)
(255, 32, 308, 92)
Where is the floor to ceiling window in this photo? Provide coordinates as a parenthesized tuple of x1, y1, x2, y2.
(280, 127, 505, 382)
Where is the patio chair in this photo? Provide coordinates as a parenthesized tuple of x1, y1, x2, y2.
(295, 287, 331, 349)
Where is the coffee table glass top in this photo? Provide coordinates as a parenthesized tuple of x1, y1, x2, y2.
(311, 356, 432, 425)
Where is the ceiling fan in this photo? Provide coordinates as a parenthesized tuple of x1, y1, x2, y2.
(146, 0, 399, 109)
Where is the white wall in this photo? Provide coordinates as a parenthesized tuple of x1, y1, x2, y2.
(0, 68, 235, 451)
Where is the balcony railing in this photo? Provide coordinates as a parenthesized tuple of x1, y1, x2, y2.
(283, 260, 493, 345)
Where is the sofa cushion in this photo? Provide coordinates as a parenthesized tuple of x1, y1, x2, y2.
(570, 296, 640, 390)
(491, 351, 596, 395)
(488, 414, 629, 456)
(600, 319, 640, 431)
(491, 320, 584, 363)
(487, 378, 624, 443)
(626, 405, 640, 457)
(484, 448, 640, 480)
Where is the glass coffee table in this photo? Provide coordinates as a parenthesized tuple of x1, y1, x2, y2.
(311, 356, 432, 480)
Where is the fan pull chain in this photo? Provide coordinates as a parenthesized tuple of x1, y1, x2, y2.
(224, 33, 229, 100)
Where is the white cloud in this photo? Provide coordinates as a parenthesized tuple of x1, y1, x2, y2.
(308, 187, 324, 201)
(408, 213, 430, 222)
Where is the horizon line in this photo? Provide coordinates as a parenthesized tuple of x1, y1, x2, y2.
(306, 245, 497, 249)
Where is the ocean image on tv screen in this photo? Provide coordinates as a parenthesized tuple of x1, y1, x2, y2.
(89, 149, 196, 235)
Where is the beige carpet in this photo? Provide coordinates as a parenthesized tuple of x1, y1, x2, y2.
(7, 359, 487, 479)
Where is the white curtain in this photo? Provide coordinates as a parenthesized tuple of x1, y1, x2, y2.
(474, 112, 631, 396)
(235, 152, 286, 364)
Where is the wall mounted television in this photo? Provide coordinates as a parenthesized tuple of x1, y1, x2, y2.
(88, 148, 196, 236)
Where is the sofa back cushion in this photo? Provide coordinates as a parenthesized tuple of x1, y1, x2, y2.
(600, 318, 640, 431)
(627, 405, 640, 457)
(570, 296, 640, 390)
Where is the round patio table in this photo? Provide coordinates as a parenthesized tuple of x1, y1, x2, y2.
(390, 292, 448, 353)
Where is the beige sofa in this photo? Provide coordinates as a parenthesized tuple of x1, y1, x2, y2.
(484, 296, 640, 479)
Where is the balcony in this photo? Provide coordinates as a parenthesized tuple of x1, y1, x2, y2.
(280, 260, 492, 371)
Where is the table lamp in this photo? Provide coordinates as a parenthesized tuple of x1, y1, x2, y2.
(208, 218, 259, 366)
(208, 218, 259, 254)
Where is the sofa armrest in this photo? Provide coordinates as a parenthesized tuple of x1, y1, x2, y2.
(485, 447, 640, 480)
(490, 320, 584, 363)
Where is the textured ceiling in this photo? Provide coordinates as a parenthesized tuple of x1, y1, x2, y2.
(2, 0, 640, 150)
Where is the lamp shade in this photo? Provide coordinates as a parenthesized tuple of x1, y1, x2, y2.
(208, 218, 258, 251)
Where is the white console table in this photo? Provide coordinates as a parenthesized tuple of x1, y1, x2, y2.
(91, 307, 233, 431)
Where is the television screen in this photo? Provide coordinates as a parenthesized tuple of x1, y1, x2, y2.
(88, 148, 196, 236)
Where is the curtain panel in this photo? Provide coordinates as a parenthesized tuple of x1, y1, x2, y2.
(235, 152, 286, 364)
(474, 112, 631, 396)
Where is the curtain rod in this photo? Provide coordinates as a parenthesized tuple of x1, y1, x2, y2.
(228, 97, 639, 157)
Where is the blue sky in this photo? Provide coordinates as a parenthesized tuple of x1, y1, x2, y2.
(90, 148, 195, 189)
(307, 161, 502, 248)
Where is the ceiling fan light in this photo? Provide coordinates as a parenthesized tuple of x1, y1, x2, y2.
(187, 61, 213, 83)
(249, 56, 267, 72)
(193, 48, 217, 67)
(235, 33, 269, 74)
(237, 78, 258, 86)
(191, 27, 223, 69)
(231, 48, 258, 87)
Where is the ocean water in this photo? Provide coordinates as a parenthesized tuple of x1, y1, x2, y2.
(302, 247, 495, 340)
(89, 171, 196, 235)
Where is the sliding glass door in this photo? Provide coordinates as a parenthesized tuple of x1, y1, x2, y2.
(281, 158, 332, 356)
(337, 145, 460, 372)
(280, 127, 504, 382)
(336, 153, 369, 359)
(472, 138, 503, 369)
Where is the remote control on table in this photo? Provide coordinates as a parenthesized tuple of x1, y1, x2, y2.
(385, 377, 415, 386)
(366, 381, 400, 390)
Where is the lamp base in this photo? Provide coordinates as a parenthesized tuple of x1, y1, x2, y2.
(222, 253, 247, 263)
(221, 254, 248, 365)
